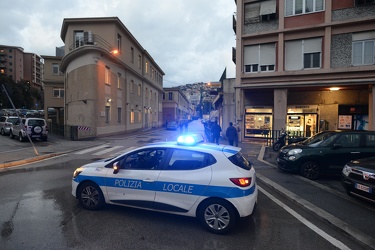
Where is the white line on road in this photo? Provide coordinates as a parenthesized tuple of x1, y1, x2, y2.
(92, 146, 124, 155)
(258, 186, 350, 250)
(74, 144, 109, 154)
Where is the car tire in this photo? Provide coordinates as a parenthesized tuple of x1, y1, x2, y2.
(198, 198, 237, 234)
(19, 133, 25, 142)
(9, 130, 14, 139)
(300, 161, 320, 180)
(1, 129, 5, 136)
(77, 182, 105, 210)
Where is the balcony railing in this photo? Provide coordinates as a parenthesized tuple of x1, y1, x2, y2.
(68, 33, 115, 54)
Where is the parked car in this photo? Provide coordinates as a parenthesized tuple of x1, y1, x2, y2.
(276, 130, 375, 179)
(166, 120, 178, 130)
(342, 157, 375, 203)
(0, 116, 19, 135)
(9, 117, 48, 142)
(72, 134, 258, 234)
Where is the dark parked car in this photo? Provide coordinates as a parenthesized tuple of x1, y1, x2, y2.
(342, 157, 375, 203)
(276, 130, 375, 179)
(166, 120, 178, 130)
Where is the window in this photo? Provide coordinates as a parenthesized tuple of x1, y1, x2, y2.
(53, 88, 64, 98)
(145, 61, 149, 74)
(117, 73, 121, 89)
(117, 108, 121, 123)
(117, 34, 122, 52)
(145, 87, 148, 99)
(130, 80, 134, 93)
(244, 43, 276, 73)
(130, 111, 135, 124)
(105, 106, 110, 124)
(304, 52, 321, 68)
(138, 55, 141, 69)
(138, 84, 141, 96)
(285, 38, 322, 70)
(356, 0, 375, 5)
(168, 92, 173, 100)
(119, 149, 167, 170)
(285, 0, 324, 16)
(352, 40, 374, 66)
(138, 111, 142, 123)
(105, 66, 110, 85)
(74, 31, 84, 48)
(52, 63, 59, 75)
(131, 47, 134, 63)
(167, 150, 208, 170)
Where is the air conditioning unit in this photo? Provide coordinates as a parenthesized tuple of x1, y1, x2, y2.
(84, 31, 94, 44)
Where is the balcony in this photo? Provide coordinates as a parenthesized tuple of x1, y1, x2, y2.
(68, 32, 115, 54)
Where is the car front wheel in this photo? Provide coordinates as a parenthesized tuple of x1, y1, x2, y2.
(198, 198, 237, 234)
(300, 161, 320, 180)
(77, 182, 105, 210)
(9, 130, 14, 139)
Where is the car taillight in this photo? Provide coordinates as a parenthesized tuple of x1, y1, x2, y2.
(230, 177, 252, 187)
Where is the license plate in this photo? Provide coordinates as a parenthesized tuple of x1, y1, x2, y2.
(355, 183, 372, 193)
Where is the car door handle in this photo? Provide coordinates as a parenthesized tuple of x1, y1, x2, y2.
(143, 178, 155, 183)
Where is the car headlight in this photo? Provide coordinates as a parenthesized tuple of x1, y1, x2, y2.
(287, 148, 302, 156)
(73, 167, 84, 179)
(342, 165, 352, 177)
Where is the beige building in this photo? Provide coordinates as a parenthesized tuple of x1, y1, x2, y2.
(234, 0, 375, 139)
(41, 55, 64, 135)
(162, 87, 190, 124)
(60, 17, 164, 139)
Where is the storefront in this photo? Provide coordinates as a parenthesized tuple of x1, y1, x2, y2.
(244, 106, 273, 138)
(287, 105, 318, 137)
(338, 105, 368, 130)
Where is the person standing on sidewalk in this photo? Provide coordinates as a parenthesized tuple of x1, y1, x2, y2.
(211, 120, 222, 145)
(226, 122, 238, 146)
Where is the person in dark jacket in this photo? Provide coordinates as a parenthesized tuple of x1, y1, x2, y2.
(226, 122, 238, 146)
(211, 121, 222, 145)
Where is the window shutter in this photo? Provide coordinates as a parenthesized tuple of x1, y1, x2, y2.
(260, 43, 276, 65)
(244, 45, 259, 65)
(285, 40, 303, 70)
(303, 38, 322, 53)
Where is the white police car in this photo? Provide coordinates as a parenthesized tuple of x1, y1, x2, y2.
(72, 134, 258, 234)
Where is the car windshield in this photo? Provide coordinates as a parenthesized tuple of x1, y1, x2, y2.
(316, 133, 340, 147)
(228, 152, 252, 170)
(7, 117, 18, 124)
(301, 131, 337, 147)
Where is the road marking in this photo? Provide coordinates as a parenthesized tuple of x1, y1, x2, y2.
(258, 186, 350, 250)
(110, 146, 138, 157)
(92, 146, 124, 155)
(74, 144, 109, 154)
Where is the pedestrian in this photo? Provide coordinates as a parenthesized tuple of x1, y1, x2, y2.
(226, 122, 238, 146)
(211, 121, 222, 145)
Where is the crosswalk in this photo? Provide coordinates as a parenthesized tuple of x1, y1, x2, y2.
(74, 144, 137, 157)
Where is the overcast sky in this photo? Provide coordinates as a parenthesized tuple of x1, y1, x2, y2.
(0, 0, 236, 87)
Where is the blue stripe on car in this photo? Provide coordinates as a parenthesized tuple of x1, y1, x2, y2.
(74, 175, 256, 198)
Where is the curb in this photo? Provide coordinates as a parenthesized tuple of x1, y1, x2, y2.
(0, 153, 66, 169)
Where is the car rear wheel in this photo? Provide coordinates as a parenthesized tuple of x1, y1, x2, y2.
(77, 182, 105, 210)
(198, 198, 237, 234)
(300, 161, 320, 180)
(19, 133, 26, 142)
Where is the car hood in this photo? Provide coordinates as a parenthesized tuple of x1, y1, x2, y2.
(280, 143, 310, 152)
(347, 157, 375, 171)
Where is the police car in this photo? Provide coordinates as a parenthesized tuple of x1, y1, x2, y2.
(72, 134, 258, 234)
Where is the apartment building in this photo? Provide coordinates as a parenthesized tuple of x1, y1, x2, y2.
(59, 17, 164, 139)
(234, 0, 375, 139)
(0, 45, 43, 88)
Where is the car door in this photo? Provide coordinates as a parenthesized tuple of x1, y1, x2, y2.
(154, 149, 212, 213)
(322, 133, 363, 174)
(104, 148, 164, 208)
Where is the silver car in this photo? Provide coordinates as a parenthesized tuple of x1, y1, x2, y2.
(0, 116, 18, 136)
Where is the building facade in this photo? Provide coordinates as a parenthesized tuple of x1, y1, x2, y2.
(0, 45, 43, 88)
(162, 87, 190, 124)
(234, 0, 375, 139)
(60, 17, 164, 139)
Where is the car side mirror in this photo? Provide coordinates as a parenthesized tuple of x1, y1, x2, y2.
(113, 161, 120, 174)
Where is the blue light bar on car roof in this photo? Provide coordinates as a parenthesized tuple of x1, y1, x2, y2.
(177, 134, 204, 146)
